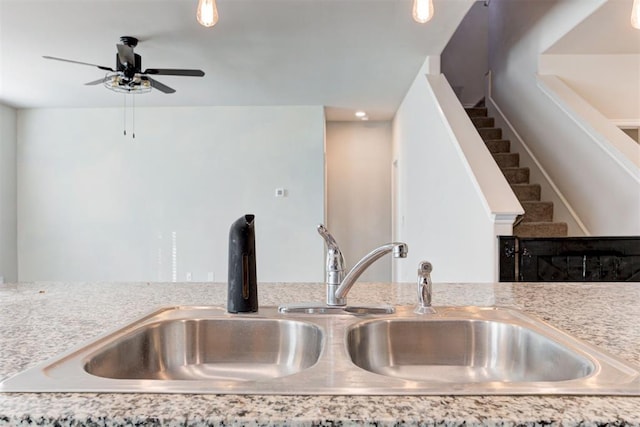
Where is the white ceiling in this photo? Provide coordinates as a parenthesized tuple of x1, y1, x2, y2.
(0, 0, 474, 120)
(547, 0, 640, 55)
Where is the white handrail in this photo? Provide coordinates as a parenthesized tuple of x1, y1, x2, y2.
(537, 74, 640, 183)
(424, 74, 523, 223)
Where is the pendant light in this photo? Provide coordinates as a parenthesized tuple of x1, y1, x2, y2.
(632, 0, 640, 29)
(197, 0, 219, 28)
(413, 0, 434, 24)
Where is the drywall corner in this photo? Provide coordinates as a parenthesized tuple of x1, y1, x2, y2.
(0, 104, 17, 282)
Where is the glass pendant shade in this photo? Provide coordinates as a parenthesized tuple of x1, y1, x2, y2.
(632, 0, 640, 29)
(197, 0, 219, 27)
(413, 0, 434, 24)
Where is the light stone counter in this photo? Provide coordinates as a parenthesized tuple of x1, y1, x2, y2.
(0, 281, 639, 426)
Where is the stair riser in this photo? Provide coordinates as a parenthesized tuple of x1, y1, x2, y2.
(511, 184, 541, 202)
(478, 128, 502, 140)
(514, 222, 568, 238)
(485, 140, 510, 153)
(502, 168, 529, 184)
(521, 202, 554, 223)
(472, 117, 494, 128)
(492, 153, 519, 168)
(466, 107, 488, 117)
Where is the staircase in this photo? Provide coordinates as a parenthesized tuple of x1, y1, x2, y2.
(465, 107, 568, 238)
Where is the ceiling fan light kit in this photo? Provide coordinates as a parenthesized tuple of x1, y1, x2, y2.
(104, 73, 152, 94)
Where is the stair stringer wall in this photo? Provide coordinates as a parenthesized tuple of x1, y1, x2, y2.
(392, 59, 522, 283)
(486, 95, 588, 236)
(488, 0, 640, 236)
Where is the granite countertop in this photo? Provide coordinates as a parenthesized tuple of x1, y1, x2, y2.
(0, 281, 639, 426)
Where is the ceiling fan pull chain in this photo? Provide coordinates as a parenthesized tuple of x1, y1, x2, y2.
(123, 95, 127, 136)
(132, 95, 136, 139)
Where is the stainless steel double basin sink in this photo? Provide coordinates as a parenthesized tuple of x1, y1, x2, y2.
(1, 305, 639, 395)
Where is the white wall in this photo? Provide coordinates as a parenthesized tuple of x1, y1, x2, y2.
(540, 54, 640, 123)
(441, 1, 489, 107)
(325, 121, 392, 281)
(392, 60, 498, 283)
(489, 0, 640, 235)
(0, 104, 17, 283)
(17, 106, 325, 282)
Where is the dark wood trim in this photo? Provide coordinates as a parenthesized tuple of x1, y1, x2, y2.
(498, 236, 640, 282)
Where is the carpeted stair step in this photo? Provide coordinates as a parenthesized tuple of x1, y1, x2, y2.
(485, 140, 511, 154)
(492, 152, 520, 168)
(465, 107, 488, 117)
(478, 128, 502, 140)
(511, 184, 541, 202)
(502, 167, 530, 184)
(520, 201, 553, 222)
(471, 117, 495, 128)
(514, 222, 568, 238)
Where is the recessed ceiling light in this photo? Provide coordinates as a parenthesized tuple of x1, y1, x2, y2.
(355, 111, 367, 118)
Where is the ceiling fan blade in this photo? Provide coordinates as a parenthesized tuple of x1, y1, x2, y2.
(116, 44, 135, 66)
(43, 56, 113, 71)
(84, 78, 106, 86)
(145, 77, 176, 94)
(143, 68, 205, 77)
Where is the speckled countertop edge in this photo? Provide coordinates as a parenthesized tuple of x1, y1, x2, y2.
(1, 281, 639, 426)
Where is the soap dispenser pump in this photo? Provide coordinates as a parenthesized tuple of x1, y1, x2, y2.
(227, 214, 258, 313)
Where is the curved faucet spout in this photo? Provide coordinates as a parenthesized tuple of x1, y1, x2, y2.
(315, 224, 408, 307)
(332, 242, 408, 304)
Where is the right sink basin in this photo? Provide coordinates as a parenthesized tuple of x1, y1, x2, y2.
(347, 318, 594, 383)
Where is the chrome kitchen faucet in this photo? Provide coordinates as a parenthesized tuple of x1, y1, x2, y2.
(317, 224, 408, 306)
(279, 224, 408, 314)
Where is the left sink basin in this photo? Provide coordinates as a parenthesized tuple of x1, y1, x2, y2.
(85, 317, 323, 381)
(0, 306, 325, 393)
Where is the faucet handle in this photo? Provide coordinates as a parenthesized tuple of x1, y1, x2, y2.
(317, 225, 345, 291)
(317, 224, 340, 251)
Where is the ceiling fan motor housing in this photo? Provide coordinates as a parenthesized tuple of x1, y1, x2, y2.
(116, 53, 142, 78)
(120, 36, 138, 48)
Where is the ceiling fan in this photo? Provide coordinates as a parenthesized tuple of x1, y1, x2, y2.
(43, 36, 205, 94)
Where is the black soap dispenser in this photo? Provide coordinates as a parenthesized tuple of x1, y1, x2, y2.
(227, 214, 258, 313)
